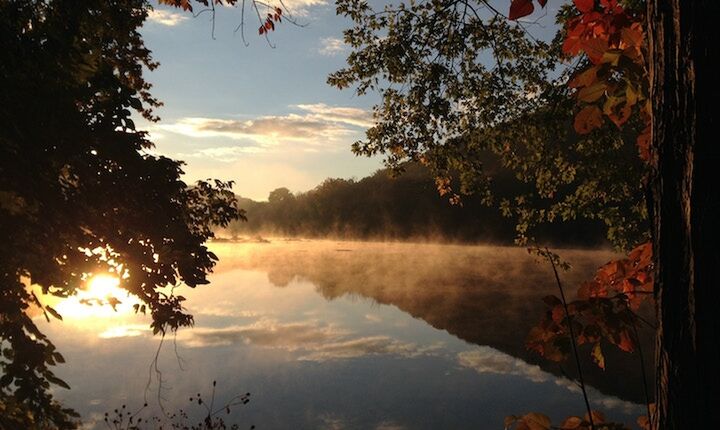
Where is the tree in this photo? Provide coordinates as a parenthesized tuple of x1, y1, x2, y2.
(331, 0, 719, 428)
(1, 1, 241, 427)
(647, 1, 720, 427)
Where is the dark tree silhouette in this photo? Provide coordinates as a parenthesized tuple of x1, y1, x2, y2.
(648, 1, 720, 427)
(0, 1, 241, 427)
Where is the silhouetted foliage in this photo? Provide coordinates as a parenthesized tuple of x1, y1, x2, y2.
(0, 1, 241, 427)
(329, 0, 649, 250)
(225, 163, 609, 246)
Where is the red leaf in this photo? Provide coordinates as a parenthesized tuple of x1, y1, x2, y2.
(509, 0, 534, 20)
(573, 0, 595, 13)
(537, 0, 548, 7)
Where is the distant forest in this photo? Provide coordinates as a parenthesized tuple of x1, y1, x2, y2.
(223, 163, 609, 246)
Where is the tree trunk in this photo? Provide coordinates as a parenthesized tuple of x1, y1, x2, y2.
(648, 0, 720, 428)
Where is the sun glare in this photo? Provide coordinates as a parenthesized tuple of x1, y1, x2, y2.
(52, 273, 140, 320)
(85, 274, 121, 298)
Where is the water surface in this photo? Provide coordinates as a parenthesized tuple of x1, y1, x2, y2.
(40, 240, 650, 429)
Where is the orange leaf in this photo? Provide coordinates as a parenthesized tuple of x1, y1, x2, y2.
(509, 0, 534, 20)
(573, 0, 595, 13)
(574, 105, 603, 134)
(569, 65, 599, 89)
(584, 410, 606, 424)
(560, 416, 584, 429)
(522, 412, 552, 430)
(580, 38, 609, 64)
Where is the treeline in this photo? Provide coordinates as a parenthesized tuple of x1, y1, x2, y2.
(223, 163, 608, 246)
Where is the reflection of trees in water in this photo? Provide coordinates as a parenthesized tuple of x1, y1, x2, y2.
(220, 242, 653, 403)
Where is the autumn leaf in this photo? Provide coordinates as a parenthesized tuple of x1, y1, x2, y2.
(584, 410, 606, 424)
(577, 81, 606, 102)
(568, 66, 599, 89)
(574, 105, 603, 134)
(573, 0, 595, 13)
(580, 38, 609, 64)
(560, 416, 584, 429)
(509, 0, 534, 20)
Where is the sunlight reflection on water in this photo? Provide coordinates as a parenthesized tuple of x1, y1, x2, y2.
(38, 240, 647, 429)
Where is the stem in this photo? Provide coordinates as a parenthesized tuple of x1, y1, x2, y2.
(545, 247, 595, 430)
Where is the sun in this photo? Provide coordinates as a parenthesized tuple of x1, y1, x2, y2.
(51, 273, 139, 320)
(85, 274, 122, 299)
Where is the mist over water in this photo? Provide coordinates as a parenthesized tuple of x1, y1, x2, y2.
(41, 239, 649, 429)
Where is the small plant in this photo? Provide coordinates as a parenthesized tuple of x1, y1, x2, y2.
(103, 381, 253, 430)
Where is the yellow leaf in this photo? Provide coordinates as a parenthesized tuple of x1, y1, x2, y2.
(577, 82, 606, 102)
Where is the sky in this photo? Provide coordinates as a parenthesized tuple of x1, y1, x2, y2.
(139, 0, 383, 201)
(138, 0, 560, 201)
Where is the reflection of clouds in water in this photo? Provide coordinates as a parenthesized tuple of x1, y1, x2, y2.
(458, 348, 643, 415)
(179, 318, 443, 361)
(458, 348, 548, 383)
(365, 313, 382, 323)
(190, 302, 262, 319)
(299, 337, 443, 362)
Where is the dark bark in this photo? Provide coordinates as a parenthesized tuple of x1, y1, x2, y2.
(648, 0, 720, 428)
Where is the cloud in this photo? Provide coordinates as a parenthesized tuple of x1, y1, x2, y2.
(295, 103, 373, 128)
(457, 348, 549, 383)
(458, 348, 643, 414)
(98, 324, 151, 339)
(318, 37, 347, 56)
(147, 9, 188, 26)
(158, 104, 372, 158)
(276, 0, 328, 16)
(179, 318, 441, 361)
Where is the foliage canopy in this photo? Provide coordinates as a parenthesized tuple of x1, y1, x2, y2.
(0, 0, 241, 427)
(330, 0, 649, 249)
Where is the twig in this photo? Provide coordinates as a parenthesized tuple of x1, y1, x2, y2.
(545, 247, 595, 430)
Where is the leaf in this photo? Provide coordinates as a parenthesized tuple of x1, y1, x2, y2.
(522, 412, 552, 430)
(600, 49, 622, 66)
(577, 81, 606, 102)
(537, 0, 547, 7)
(504, 415, 518, 428)
(47, 374, 71, 390)
(542, 295, 562, 307)
(573, 0, 595, 13)
(569, 66, 598, 89)
(584, 410, 605, 424)
(621, 24, 643, 48)
(509, 0, 534, 20)
(591, 342, 605, 369)
(580, 38, 609, 64)
(574, 105, 603, 134)
(560, 416, 583, 429)
(46, 306, 63, 321)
